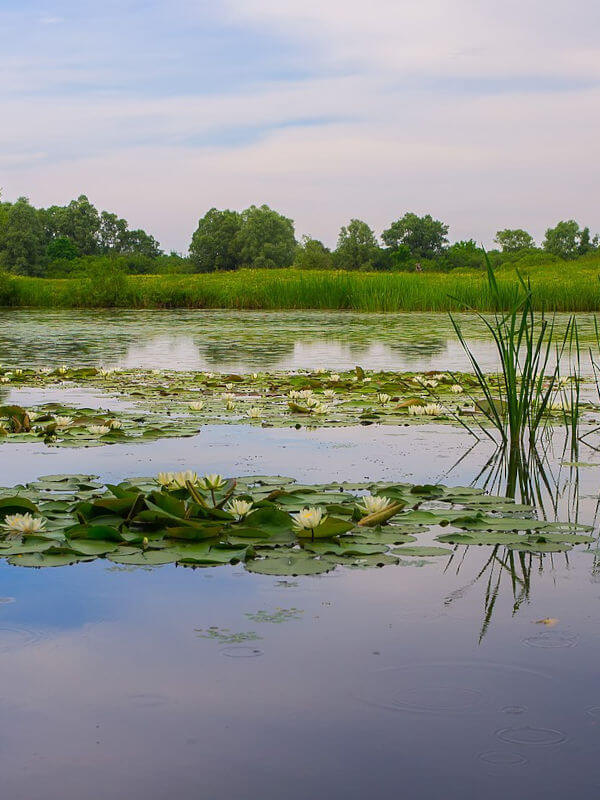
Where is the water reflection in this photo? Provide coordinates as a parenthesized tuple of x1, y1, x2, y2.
(2, 309, 597, 374)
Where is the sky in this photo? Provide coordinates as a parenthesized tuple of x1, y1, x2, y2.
(1, 0, 599, 252)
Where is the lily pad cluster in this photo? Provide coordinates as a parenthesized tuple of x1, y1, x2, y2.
(0, 473, 593, 573)
(0, 365, 585, 441)
(0, 402, 201, 447)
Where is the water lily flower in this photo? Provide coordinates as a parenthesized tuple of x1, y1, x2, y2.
(57, 366, 67, 374)
(1, 513, 47, 535)
(199, 474, 226, 490)
(0, 377, 9, 384)
(451, 385, 464, 394)
(323, 389, 336, 399)
(357, 495, 393, 516)
(248, 407, 261, 419)
(377, 393, 391, 406)
(28, 411, 40, 422)
(157, 472, 175, 487)
(225, 383, 234, 391)
(53, 416, 73, 429)
(226, 499, 254, 519)
(107, 419, 123, 429)
(292, 507, 325, 531)
(172, 470, 199, 489)
(408, 403, 443, 416)
(424, 379, 439, 388)
(223, 393, 235, 401)
(329, 374, 341, 382)
(189, 401, 204, 411)
(432, 373, 448, 381)
(15, 369, 23, 376)
(252, 373, 258, 379)
(363, 377, 372, 383)
(312, 403, 328, 414)
(225, 400, 236, 411)
(315, 368, 326, 375)
(88, 425, 110, 435)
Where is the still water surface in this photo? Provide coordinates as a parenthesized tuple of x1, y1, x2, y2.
(1, 310, 600, 799)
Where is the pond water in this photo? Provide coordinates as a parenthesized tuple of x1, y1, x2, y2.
(1, 310, 600, 799)
(2, 308, 598, 374)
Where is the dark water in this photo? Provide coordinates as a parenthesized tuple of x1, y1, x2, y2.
(1, 311, 600, 798)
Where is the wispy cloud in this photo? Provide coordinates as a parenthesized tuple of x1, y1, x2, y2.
(2, 0, 599, 250)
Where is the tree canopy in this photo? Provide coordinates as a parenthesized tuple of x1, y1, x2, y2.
(382, 213, 449, 259)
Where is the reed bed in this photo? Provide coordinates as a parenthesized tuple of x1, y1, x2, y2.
(1, 264, 599, 311)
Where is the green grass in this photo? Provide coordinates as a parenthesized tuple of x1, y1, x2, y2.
(1, 260, 600, 311)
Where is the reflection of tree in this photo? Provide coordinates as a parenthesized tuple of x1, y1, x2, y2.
(386, 337, 448, 363)
(198, 340, 295, 368)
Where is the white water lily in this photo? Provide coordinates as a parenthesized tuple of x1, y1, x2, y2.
(199, 473, 226, 490)
(312, 403, 328, 414)
(226, 499, 254, 519)
(225, 383, 234, 391)
(157, 472, 175, 487)
(248, 407, 262, 419)
(107, 419, 123, 429)
(28, 411, 40, 422)
(189, 401, 204, 411)
(550, 396, 572, 412)
(292, 506, 325, 531)
(432, 373, 448, 381)
(329, 374, 341, 382)
(53, 416, 73, 429)
(323, 389, 336, 399)
(0, 377, 9, 384)
(424, 379, 439, 388)
(88, 425, 110, 435)
(357, 495, 393, 516)
(315, 368, 326, 375)
(1, 513, 47, 535)
(305, 396, 320, 408)
(252, 373, 258, 379)
(377, 393, 391, 406)
(57, 366, 67, 374)
(15, 369, 23, 376)
(204, 372, 215, 379)
(223, 392, 235, 401)
(225, 400, 236, 411)
(450, 384, 464, 394)
(363, 377, 372, 383)
(408, 403, 443, 416)
(172, 470, 199, 489)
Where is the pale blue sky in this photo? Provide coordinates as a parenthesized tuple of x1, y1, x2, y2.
(2, 0, 599, 250)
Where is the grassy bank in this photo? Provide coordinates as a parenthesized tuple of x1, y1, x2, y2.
(1, 262, 599, 312)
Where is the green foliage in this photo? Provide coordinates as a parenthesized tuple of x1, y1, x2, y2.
(494, 228, 536, 252)
(441, 240, 486, 270)
(0, 197, 46, 275)
(295, 236, 333, 270)
(189, 208, 243, 272)
(543, 220, 598, 259)
(46, 236, 79, 261)
(382, 213, 449, 259)
(236, 204, 297, 269)
(334, 219, 380, 270)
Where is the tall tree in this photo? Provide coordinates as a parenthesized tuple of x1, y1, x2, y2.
(45, 195, 101, 255)
(236, 205, 296, 269)
(189, 208, 243, 272)
(295, 236, 333, 270)
(0, 197, 45, 274)
(543, 220, 598, 259)
(334, 219, 379, 270)
(382, 213, 449, 258)
(494, 228, 536, 252)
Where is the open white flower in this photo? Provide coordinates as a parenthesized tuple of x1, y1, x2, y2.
(157, 472, 175, 487)
(172, 470, 199, 489)
(408, 403, 443, 416)
(425, 379, 439, 388)
(223, 393, 235, 401)
(88, 425, 110, 435)
(323, 389, 336, 399)
(225, 400, 236, 411)
(57, 366, 67, 374)
(189, 401, 204, 411)
(225, 383, 234, 391)
(199, 474, 226, 490)
(1, 513, 47, 535)
(248, 407, 261, 419)
(357, 495, 393, 516)
(15, 368, 23, 376)
(450, 385, 464, 394)
(377, 393, 391, 406)
(292, 507, 324, 531)
(0, 377, 9, 384)
(107, 419, 123, 429)
(226, 499, 254, 519)
(53, 416, 73, 429)
(251, 373, 258, 379)
(204, 372, 215, 379)
(329, 374, 341, 382)
(432, 373, 448, 381)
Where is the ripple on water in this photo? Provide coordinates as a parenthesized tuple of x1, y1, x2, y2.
(221, 646, 264, 658)
(355, 661, 554, 717)
(0, 626, 44, 653)
(496, 726, 568, 746)
(0, 597, 16, 605)
(478, 751, 529, 768)
(585, 706, 600, 720)
(522, 631, 579, 649)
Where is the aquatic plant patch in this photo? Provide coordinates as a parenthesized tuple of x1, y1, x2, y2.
(0, 365, 588, 445)
(0, 473, 593, 573)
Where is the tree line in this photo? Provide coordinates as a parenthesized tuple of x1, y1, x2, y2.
(1, 193, 598, 276)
